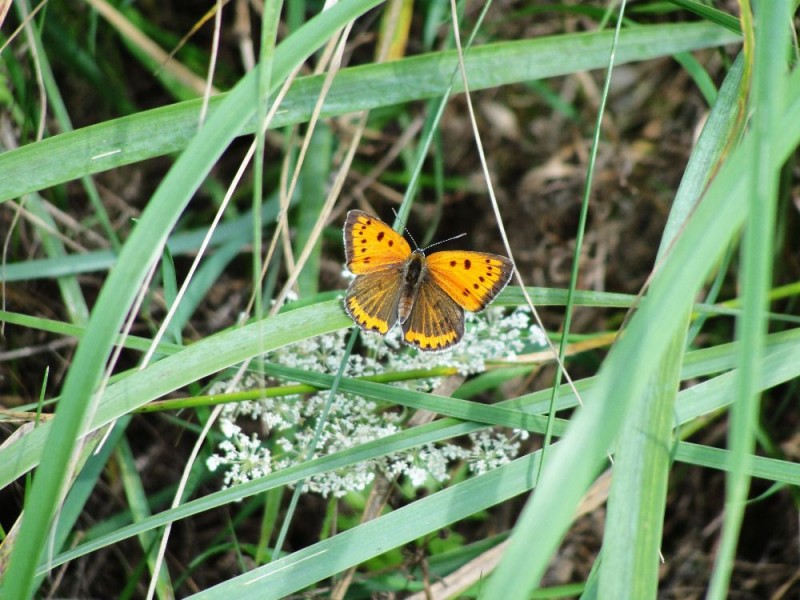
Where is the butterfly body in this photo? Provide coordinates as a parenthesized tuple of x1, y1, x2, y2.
(398, 251, 427, 324)
(343, 210, 513, 351)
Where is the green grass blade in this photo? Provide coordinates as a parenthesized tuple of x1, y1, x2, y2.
(23, 197, 90, 325)
(667, 0, 742, 33)
(0, 300, 350, 490)
(599, 52, 745, 599)
(189, 450, 545, 600)
(482, 58, 800, 598)
(29, 418, 128, 593)
(38, 328, 800, 573)
(170, 239, 244, 334)
(708, 3, 793, 597)
(0, 23, 739, 203)
(1, 203, 277, 283)
(18, 0, 119, 248)
(2, 298, 796, 494)
(0, 1, 384, 596)
(116, 436, 174, 599)
(295, 124, 332, 296)
(674, 442, 800, 486)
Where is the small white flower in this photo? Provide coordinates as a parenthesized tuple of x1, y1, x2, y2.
(466, 430, 522, 475)
(528, 324, 547, 346)
(208, 306, 535, 496)
(406, 465, 429, 487)
(220, 418, 241, 438)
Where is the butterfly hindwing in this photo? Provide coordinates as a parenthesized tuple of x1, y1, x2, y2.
(344, 210, 411, 275)
(345, 267, 404, 335)
(425, 251, 514, 313)
(402, 274, 464, 351)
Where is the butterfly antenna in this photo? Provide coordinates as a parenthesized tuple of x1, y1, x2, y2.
(420, 232, 467, 253)
(391, 207, 466, 252)
(392, 207, 421, 250)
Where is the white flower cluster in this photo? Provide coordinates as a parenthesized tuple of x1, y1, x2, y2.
(206, 307, 545, 497)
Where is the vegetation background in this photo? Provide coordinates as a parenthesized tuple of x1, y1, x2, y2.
(0, 0, 798, 598)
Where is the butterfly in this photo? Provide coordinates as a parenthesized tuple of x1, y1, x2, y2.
(343, 209, 514, 351)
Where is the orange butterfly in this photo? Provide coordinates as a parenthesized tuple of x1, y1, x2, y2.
(343, 210, 514, 351)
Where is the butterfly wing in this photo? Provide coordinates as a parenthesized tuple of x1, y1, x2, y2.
(345, 267, 405, 335)
(344, 210, 411, 274)
(402, 273, 464, 351)
(424, 251, 513, 313)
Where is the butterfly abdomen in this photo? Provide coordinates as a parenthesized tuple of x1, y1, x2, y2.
(398, 251, 427, 325)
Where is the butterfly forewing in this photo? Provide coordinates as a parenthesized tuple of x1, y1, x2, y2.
(425, 251, 514, 313)
(402, 274, 464, 351)
(344, 210, 411, 274)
